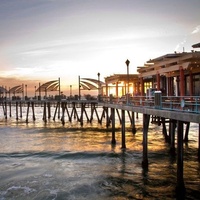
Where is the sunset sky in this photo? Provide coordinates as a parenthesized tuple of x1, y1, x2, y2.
(0, 0, 200, 95)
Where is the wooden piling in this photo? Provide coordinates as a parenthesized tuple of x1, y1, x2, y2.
(47, 102, 51, 119)
(64, 102, 71, 122)
(161, 117, 169, 142)
(16, 101, 18, 120)
(19, 101, 22, 118)
(26, 102, 30, 123)
(80, 103, 84, 126)
(142, 114, 150, 168)
(169, 120, 176, 155)
(131, 112, 136, 134)
(116, 109, 122, 124)
(176, 120, 185, 195)
(111, 108, 116, 144)
(121, 109, 126, 149)
(83, 103, 90, 122)
(9, 101, 11, 117)
(90, 103, 100, 123)
(61, 102, 65, 125)
(53, 102, 59, 121)
(4, 101, 7, 119)
(184, 122, 190, 142)
(106, 107, 110, 128)
(198, 123, 200, 161)
(90, 103, 94, 123)
(32, 102, 36, 121)
(43, 102, 47, 123)
(58, 102, 60, 119)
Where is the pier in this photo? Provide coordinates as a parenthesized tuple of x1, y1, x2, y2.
(1, 50, 200, 197)
(0, 95, 200, 196)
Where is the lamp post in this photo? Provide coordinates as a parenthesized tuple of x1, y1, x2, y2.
(125, 59, 130, 104)
(97, 72, 100, 97)
(78, 76, 81, 100)
(25, 84, 27, 100)
(70, 85, 72, 96)
(35, 86, 36, 99)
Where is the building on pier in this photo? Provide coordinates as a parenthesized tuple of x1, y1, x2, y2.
(103, 49, 200, 98)
(137, 50, 200, 96)
(104, 74, 139, 97)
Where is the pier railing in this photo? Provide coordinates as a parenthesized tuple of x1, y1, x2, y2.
(101, 95, 200, 114)
(1, 95, 200, 114)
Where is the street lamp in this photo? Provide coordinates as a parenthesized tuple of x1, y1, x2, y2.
(97, 72, 100, 94)
(35, 86, 36, 99)
(25, 84, 27, 100)
(70, 85, 72, 96)
(125, 59, 130, 94)
(125, 59, 130, 104)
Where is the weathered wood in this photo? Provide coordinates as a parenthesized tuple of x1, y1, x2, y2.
(58, 102, 60, 119)
(105, 107, 109, 128)
(93, 104, 100, 123)
(116, 109, 122, 124)
(47, 102, 51, 119)
(127, 110, 132, 123)
(19, 101, 22, 118)
(161, 117, 169, 142)
(61, 102, 65, 125)
(43, 102, 47, 123)
(90, 103, 94, 123)
(176, 120, 185, 196)
(53, 102, 59, 121)
(64, 102, 71, 122)
(142, 114, 150, 168)
(4, 101, 7, 119)
(80, 103, 83, 126)
(73, 104, 80, 122)
(131, 112, 136, 134)
(16, 102, 18, 120)
(121, 109, 126, 149)
(184, 122, 190, 142)
(111, 108, 116, 144)
(100, 107, 106, 125)
(32, 102, 36, 121)
(26, 102, 30, 123)
(9, 101, 11, 117)
(169, 120, 176, 155)
(82, 103, 90, 122)
(198, 123, 200, 161)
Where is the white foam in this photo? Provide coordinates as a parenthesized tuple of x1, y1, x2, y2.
(43, 173, 53, 178)
(49, 189, 59, 199)
(2, 185, 36, 195)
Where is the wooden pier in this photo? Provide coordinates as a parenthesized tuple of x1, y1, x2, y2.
(0, 97, 200, 197)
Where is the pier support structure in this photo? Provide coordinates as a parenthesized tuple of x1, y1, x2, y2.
(169, 120, 176, 155)
(111, 108, 116, 144)
(121, 109, 126, 149)
(176, 120, 185, 196)
(142, 114, 150, 168)
(198, 123, 200, 161)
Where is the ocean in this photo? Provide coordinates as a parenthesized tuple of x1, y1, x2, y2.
(0, 106, 199, 200)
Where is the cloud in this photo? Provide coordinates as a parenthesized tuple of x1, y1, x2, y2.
(174, 37, 187, 52)
(175, 24, 200, 51)
(20, 49, 52, 57)
(191, 25, 200, 34)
